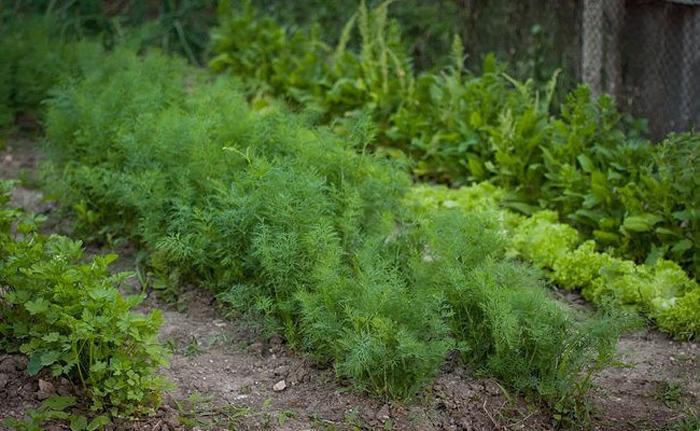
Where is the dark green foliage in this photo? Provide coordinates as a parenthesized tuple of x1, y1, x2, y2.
(209, 2, 699, 276)
(246, 0, 460, 71)
(0, 15, 103, 128)
(40, 42, 628, 402)
(0, 182, 168, 415)
(3, 396, 110, 430)
(244, 0, 577, 84)
(669, 412, 700, 431)
(0, 2, 214, 126)
(639, 133, 700, 274)
(210, 0, 414, 121)
(393, 62, 699, 275)
(3, 0, 215, 65)
(389, 51, 530, 182)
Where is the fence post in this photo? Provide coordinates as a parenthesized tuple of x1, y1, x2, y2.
(603, 0, 624, 100)
(582, 0, 603, 97)
(680, 8, 700, 132)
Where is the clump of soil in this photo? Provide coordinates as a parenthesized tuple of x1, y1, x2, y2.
(0, 355, 39, 420)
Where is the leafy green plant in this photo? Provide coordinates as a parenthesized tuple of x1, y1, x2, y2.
(669, 411, 700, 431)
(241, 0, 578, 90)
(414, 210, 632, 397)
(407, 182, 700, 340)
(654, 381, 686, 409)
(173, 392, 252, 429)
(4, 0, 216, 65)
(210, 0, 413, 122)
(0, 15, 102, 128)
(245, 0, 459, 71)
(400, 76, 696, 277)
(510, 211, 699, 339)
(184, 336, 202, 357)
(393, 67, 698, 278)
(2, 396, 110, 431)
(0, 181, 169, 415)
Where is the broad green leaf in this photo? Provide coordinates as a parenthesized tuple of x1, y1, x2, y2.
(87, 416, 110, 430)
(589, 171, 611, 205)
(582, 193, 602, 209)
(577, 154, 594, 173)
(43, 332, 62, 343)
(593, 230, 620, 244)
(622, 214, 664, 232)
(27, 353, 44, 376)
(25, 298, 49, 315)
(42, 396, 76, 411)
(655, 227, 681, 237)
(574, 209, 603, 222)
(47, 411, 71, 420)
(672, 209, 696, 221)
(598, 217, 619, 230)
(671, 239, 693, 254)
(90, 361, 107, 375)
(96, 254, 119, 266)
(41, 350, 61, 366)
(71, 415, 88, 431)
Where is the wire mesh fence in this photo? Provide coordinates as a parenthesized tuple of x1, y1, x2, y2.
(458, 0, 700, 140)
(619, 0, 700, 139)
(246, 0, 699, 139)
(548, 0, 700, 140)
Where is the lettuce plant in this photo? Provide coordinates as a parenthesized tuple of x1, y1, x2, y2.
(407, 183, 700, 340)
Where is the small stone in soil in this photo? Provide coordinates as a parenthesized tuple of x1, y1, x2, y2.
(37, 379, 56, 400)
(0, 373, 9, 389)
(273, 380, 287, 392)
(376, 404, 391, 422)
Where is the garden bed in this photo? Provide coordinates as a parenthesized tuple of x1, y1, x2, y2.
(1, 137, 697, 431)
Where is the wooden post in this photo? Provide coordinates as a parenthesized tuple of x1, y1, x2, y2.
(680, 8, 700, 131)
(603, 0, 624, 100)
(582, 0, 604, 97)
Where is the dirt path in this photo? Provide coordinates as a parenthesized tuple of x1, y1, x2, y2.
(1, 137, 698, 431)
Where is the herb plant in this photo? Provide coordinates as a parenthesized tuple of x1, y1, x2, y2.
(0, 181, 168, 416)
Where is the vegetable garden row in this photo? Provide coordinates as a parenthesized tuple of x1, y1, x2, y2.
(0, 2, 698, 426)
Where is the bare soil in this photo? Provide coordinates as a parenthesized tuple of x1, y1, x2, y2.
(1, 137, 698, 431)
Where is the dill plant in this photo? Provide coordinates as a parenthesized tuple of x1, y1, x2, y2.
(39, 44, 630, 403)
